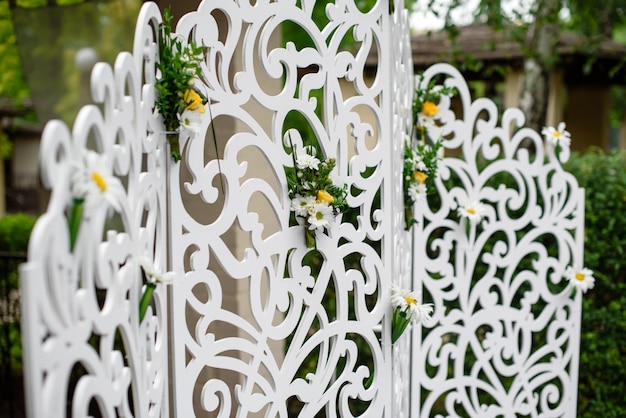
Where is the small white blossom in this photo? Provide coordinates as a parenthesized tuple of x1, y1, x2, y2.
(541, 122, 571, 148)
(178, 109, 203, 135)
(457, 200, 486, 223)
(307, 202, 334, 230)
(138, 256, 176, 285)
(408, 182, 427, 202)
(390, 283, 433, 324)
(70, 149, 124, 212)
(408, 154, 427, 172)
(290, 194, 316, 217)
(565, 265, 595, 293)
(296, 149, 321, 170)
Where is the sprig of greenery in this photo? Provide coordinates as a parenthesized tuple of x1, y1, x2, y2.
(155, 9, 207, 162)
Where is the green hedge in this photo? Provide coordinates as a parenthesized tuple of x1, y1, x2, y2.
(563, 148, 626, 416)
(0, 212, 37, 253)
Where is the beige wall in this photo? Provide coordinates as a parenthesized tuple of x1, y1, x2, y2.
(503, 70, 564, 128)
(504, 69, 613, 153)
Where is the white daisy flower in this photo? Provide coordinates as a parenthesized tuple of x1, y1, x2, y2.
(290, 194, 316, 217)
(307, 202, 334, 230)
(295, 149, 321, 170)
(541, 122, 571, 148)
(565, 265, 595, 293)
(178, 109, 203, 135)
(70, 149, 124, 211)
(390, 283, 433, 324)
(408, 154, 427, 172)
(138, 256, 176, 285)
(457, 200, 486, 223)
(408, 182, 427, 202)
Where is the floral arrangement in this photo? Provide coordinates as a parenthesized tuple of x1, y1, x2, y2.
(155, 10, 208, 162)
(402, 75, 455, 230)
(403, 137, 443, 230)
(287, 140, 348, 248)
(390, 283, 433, 343)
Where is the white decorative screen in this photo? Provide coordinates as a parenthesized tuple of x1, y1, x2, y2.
(167, 0, 401, 416)
(411, 64, 585, 417)
(19, 4, 169, 417)
(18, 1, 586, 417)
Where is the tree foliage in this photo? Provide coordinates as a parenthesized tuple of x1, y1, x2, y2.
(0, 1, 29, 105)
(415, 0, 626, 132)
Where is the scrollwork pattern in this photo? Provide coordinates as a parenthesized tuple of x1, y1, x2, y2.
(20, 3, 169, 417)
(169, 0, 393, 416)
(412, 63, 584, 417)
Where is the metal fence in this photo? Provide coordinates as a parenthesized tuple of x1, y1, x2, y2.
(0, 252, 25, 418)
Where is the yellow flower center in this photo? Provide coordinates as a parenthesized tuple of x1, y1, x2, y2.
(575, 272, 585, 281)
(317, 190, 334, 204)
(466, 208, 476, 215)
(184, 89, 206, 114)
(413, 171, 428, 183)
(405, 296, 417, 306)
(553, 131, 561, 137)
(91, 172, 108, 192)
(421, 101, 439, 118)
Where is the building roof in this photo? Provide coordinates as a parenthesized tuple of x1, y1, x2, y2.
(367, 23, 626, 84)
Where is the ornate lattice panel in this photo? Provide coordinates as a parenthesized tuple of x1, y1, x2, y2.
(411, 63, 585, 417)
(19, 4, 169, 417)
(167, 0, 403, 416)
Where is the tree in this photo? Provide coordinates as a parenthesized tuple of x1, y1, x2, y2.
(518, 0, 561, 134)
(416, 0, 626, 134)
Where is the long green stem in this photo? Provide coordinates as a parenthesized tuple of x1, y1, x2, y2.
(167, 133, 181, 163)
(305, 228, 316, 248)
(139, 282, 157, 323)
(69, 198, 84, 252)
(391, 308, 410, 344)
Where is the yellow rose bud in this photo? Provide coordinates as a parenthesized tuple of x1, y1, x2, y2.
(184, 89, 206, 114)
(413, 171, 428, 184)
(421, 101, 439, 118)
(316, 190, 334, 204)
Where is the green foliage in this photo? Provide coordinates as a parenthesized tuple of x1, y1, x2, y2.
(562, 148, 626, 416)
(0, 212, 36, 253)
(0, 131, 12, 159)
(0, 1, 30, 104)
